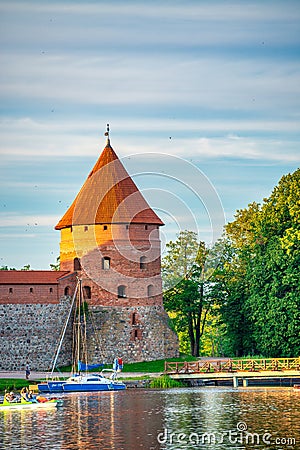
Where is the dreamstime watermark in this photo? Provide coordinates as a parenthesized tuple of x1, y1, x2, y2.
(157, 421, 297, 448)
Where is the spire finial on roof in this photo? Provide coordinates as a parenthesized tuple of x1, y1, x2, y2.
(104, 123, 110, 147)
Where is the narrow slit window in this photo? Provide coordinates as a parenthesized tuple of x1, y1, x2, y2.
(147, 284, 154, 297)
(83, 285, 91, 299)
(140, 256, 146, 270)
(102, 257, 110, 270)
(118, 285, 126, 298)
(74, 257, 81, 271)
(64, 286, 70, 296)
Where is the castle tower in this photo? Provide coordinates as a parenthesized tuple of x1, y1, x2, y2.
(55, 127, 179, 362)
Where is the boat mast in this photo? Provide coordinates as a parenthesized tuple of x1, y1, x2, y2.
(76, 278, 82, 373)
(50, 278, 80, 378)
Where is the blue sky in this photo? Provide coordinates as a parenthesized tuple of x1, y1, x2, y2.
(0, 0, 299, 269)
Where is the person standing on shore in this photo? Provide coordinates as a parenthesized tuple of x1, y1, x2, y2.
(25, 363, 30, 380)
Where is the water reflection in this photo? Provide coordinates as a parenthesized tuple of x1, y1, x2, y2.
(0, 388, 299, 449)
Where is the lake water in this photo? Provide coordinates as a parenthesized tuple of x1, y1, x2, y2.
(1, 387, 299, 449)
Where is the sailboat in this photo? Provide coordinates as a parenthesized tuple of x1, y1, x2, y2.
(38, 278, 126, 393)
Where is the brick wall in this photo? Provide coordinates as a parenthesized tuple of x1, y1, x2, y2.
(59, 223, 165, 306)
(0, 273, 77, 305)
(0, 284, 60, 304)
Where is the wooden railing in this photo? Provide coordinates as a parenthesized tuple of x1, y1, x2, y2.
(165, 357, 300, 374)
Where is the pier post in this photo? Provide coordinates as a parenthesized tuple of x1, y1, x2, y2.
(242, 378, 248, 387)
(233, 376, 239, 388)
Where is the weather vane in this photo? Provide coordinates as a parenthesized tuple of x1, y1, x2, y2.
(104, 123, 110, 137)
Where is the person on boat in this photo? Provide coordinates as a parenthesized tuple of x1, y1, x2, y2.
(4, 391, 18, 403)
(27, 390, 38, 403)
(21, 387, 29, 401)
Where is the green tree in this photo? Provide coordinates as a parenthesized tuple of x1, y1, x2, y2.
(208, 237, 255, 356)
(220, 168, 300, 357)
(50, 256, 60, 271)
(162, 230, 215, 357)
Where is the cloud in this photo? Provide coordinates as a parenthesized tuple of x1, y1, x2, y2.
(0, 117, 299, 163)
(1, 52, 300, 113)
(1, 1, 299, 49)
(0, 212, 60, 227)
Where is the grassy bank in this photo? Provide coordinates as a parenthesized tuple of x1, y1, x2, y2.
(0, 379, 31, 394)
(56, 354, 198, 374)
(120, 355, 197, 373)
(149, 375, 185, 388)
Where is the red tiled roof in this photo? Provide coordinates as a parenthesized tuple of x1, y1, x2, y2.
(55, 143, 164, 230)
(0, 271, 70, 285)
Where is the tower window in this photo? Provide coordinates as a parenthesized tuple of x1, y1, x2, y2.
(147, 284, 154, 297)
(9, 288, 13, 294)
(50, 287, 53, 293)
(102, 257, 110, 270)
(83, 285, 91, 299)
(134, 329, 138, 338)
(30, 288, 33, 293)
(145, 225, 148, 230)
(74, 257, 81, 271)
(118, 285, 126, 298)
(84, 226, 88, 232)
(103, 225, 107, 230)
(140, 256, 146, 270)
(126, 225, 129, 230)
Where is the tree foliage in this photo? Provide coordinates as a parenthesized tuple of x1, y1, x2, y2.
(218, 168, 300, 357)
(162, 230, 216, 356)
(50, 256, 60, 271)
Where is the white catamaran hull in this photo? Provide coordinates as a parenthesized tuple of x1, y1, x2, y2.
(38, 373, 126, 393)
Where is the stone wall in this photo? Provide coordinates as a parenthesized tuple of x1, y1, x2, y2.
(87, 305, 179, 364)
(0, 301, 179, 371)
(0, 298, 73, 371)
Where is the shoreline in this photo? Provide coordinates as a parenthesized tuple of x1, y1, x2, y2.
(0, 370, 162, 380)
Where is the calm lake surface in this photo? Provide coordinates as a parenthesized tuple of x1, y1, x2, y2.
(1, 387, 299, 450)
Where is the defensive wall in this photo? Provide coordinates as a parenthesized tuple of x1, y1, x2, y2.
(0, 296, 179, 371)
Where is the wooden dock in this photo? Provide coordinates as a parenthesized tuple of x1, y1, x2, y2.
(165, 358, 300, 387)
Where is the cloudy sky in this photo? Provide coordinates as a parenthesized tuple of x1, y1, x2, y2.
(1, 0, 299, 269)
